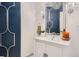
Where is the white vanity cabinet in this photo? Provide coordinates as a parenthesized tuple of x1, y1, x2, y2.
(35, 41, 45, 57)
(35, 40, 62, 57)
(45, 44, 62, 57)
(34, 35, 70, 57)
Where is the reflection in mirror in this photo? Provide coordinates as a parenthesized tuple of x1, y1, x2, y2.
(45, 2, 63, 34)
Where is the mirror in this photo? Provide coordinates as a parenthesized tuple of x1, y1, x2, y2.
(45, 2, 63, 34)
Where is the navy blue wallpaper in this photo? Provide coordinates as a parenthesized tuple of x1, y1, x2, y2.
(0, 2, 21, 57)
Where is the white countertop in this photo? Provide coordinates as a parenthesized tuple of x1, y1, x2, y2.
(34, 35, 71, 47)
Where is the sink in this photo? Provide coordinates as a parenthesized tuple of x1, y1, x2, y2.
(35, 35, 71, 46)
(46, 34, 54, 40)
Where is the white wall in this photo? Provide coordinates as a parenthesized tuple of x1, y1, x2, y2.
(35, 2, 46, 32)
(21, 2, 36, 57)
(21, 2, 46, 57)
(66, 7, 79, 56)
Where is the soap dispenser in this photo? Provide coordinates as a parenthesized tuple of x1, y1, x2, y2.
(62, 29, 70, 41)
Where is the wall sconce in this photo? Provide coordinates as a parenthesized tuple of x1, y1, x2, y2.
(66, 2, 75, 14)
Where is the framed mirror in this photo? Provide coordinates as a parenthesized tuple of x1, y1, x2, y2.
(45, 2, 63, 35)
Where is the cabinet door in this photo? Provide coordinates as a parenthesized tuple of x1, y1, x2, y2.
(35, 41, 45, 57)
(46, 44, 62, 57)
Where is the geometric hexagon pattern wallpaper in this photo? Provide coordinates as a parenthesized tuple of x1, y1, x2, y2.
(0, 2, 21, 57)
